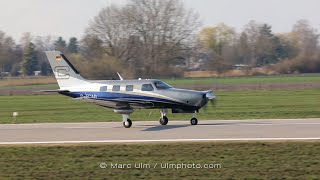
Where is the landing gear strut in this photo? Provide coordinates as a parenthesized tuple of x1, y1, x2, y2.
(190, 111, 198, 125)
(114, 109, 134, 128)
(159, 109, 169, 125)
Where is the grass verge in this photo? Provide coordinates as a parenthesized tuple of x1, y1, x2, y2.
(0, 142, 319, 179)
(0, 89, 319, 123)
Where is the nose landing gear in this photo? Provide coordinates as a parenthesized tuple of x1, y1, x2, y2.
(190, 111, 198, 125)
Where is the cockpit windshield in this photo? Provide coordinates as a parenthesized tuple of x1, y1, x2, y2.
(154, 81, 173, 90)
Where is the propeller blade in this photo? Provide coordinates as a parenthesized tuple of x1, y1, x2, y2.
(205, 91, 216, 100)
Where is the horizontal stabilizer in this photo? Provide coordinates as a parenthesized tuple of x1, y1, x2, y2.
(38, 90, 70, 93)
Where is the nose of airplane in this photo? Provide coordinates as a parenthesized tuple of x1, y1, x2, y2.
(205, 91, 216, 100)
(198, 91, 216, 108)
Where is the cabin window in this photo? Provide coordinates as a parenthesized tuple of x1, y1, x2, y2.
(100, 86, 108, 91)
(141, 84, 154, 91)
(126, 85, 134, 91)
(154, 81, 172, 90)
(112, 85, 120, 91)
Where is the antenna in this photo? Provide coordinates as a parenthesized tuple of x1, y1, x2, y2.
(117, 72, 123, 81)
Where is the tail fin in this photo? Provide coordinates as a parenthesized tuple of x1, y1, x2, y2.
(45, 51, 88, 88)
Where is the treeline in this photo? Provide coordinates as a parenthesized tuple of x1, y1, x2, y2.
(0, 32, 80, 77)
(0, 0, 319, 79)
(199, 20, 320, 75)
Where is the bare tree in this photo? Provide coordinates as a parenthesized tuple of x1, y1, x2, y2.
(292, 19, 319, 56)
(0, 31, 16, 77)
(86, 0, 200, 77)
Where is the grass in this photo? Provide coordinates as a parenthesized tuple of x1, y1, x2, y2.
(0, 142, 319, 179)
(0, 76, 56, 88)
(1, 74, 320, 90)
(0, 89, 319, 124)
(0, 84, 58, 90)
(165, 74, 320, 85)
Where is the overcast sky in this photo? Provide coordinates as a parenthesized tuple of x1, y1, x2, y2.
(0, 0, 319, 41)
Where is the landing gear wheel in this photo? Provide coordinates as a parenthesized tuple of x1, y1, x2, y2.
(159, 116, 169, 125)
(190, 118, 198, 125)
(123, 119, 132, 128)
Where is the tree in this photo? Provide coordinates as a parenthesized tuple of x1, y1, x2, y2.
(199, 23, 236, 55)
(67, 37, 79, 53)
(54, 37, 67, 53)
(34, 36, 54, 76)
(22, 42, 38, 76)
(0, 31, 15, 74)
(19, 32, 33, 48)
(80, 35, 105, 59)
(277, 33, 299, 59)
(40, 61, 49, 76)
(10, 45, 23, 76)
(291, 19, 319, 56)
(243, 21, 288, 66)
(237, 32, 250, 64)
(86, 0, 200, 77)
(198, 24, 237, 71)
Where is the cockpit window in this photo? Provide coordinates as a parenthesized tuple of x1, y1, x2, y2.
(154, 81, 172, 90)
(141, 84, 154, 91)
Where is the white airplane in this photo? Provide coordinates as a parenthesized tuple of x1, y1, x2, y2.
(45, 51, 216, 128)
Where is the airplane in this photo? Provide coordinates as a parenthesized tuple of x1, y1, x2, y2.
(44, 51, 216, 128)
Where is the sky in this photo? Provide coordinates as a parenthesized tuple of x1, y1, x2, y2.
(0, 0, 319, 41)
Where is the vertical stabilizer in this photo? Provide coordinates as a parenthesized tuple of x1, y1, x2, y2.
(45, 51, 88, 88)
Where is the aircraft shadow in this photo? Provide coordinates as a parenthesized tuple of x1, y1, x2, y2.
(141, 124, 190, 131)
(116, 121, 271, 131)
(198, 121, 271, 126)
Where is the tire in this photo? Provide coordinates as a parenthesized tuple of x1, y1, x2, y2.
(190, 118, 198, 125)
(123, 119, 132, 128)
(159, 116, 169, 125)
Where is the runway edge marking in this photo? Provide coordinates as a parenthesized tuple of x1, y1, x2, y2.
(1, 137, 320, 145)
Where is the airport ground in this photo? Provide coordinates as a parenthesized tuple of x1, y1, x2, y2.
(0, 74, 320, 179)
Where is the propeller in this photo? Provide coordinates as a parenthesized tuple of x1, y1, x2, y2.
(202, 91, 217, 112)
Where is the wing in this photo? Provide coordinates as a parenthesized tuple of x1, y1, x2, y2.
(74, 97, 155, 109)
(39, 90, 70, 93)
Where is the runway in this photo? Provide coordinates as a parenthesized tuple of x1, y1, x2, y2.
(1, 118, 320, 145)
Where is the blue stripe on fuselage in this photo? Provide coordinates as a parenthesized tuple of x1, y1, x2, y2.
(62, 91, 180, 105)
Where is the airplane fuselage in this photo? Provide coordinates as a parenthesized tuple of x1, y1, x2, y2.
(59, 79, 210, 112)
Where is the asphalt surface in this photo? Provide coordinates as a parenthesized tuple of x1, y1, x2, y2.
(1, 118, 320, 145)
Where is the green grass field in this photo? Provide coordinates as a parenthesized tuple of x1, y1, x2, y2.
(1, 74, 320, 90)
(166, 74, 320, 85)
(0, 142, 319, 179)
(0, 89, 319, 124)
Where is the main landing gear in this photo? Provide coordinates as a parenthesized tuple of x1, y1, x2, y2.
(122, 114, 132, 128)
(114, 109, 134, 128)
(159, 109, 169, 125)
